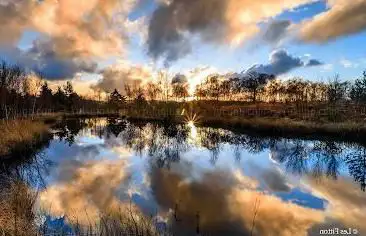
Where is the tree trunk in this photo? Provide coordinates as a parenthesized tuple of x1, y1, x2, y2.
(252, 89, 257, 103)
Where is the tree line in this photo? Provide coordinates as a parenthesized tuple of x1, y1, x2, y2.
(2, 60, 366, 118)
(195, 71, 366, 104)
(111, 70, 366, 105)
(0, 62, 100, 119)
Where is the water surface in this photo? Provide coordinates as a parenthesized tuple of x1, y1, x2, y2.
(3, 118, 366, 235)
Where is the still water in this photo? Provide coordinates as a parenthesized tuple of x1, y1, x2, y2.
(4, 118, 366, 235)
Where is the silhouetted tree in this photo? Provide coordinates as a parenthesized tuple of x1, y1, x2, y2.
(53, 86, 67, 110)
(206, 75, 221, 101)
(241, 72, 274, 102)
(350, 71, 366, 103)
(108, 89, 126, 110)
(0, 62, 25, 117)
(135, 88, 147, 106)
(327, 75, 350, 103)
(265, 79, 282, 102)
(172, 83, 189, 101)
(63, 81, 81, 111)
(39, 82, 53, 109)
(194, 83, 207, 100)
(146, 82, 162, 101)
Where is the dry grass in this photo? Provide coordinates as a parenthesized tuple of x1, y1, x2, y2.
(0, 179, 167, 236)
(122, 101, 366, 141)
(198, 116, 366, 143)
(0, 181, 38, 236)
(66, 207, 165, 236)
(0, 120, 49, 157)
(0, 181, 167, 236)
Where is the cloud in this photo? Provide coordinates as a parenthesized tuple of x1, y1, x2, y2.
(0, 0, 144, 80)
(261, 167, 291, 192)
(300, 0, 366, 42)
(0, 40, 97, 80)
(306, 59, 324, 66)
(149, 162, 324, 235)
(0, 0, 32, 45)
(48, 78, 98, 98)
(146, 0, 314, 64)
(305, 176, 366, 234)
(246, 160, 292, 192)
(261, 20, 292, 45)
(171, 74, 188, 84)
(321, 63, 334, 72)
(92, 61, 153, 93)
(246, 49, 323, 75)
(0, 0, 138, 58)
(340, 59, 359, 68)
(40, 159, 132, 225)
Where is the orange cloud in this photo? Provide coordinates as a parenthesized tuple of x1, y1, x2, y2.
(149, 163, 325, 235)
(300, 0, 366, 42)
(0, 0, 138, 58)
(305, 176, 366, 234)
(39, 159, 131, 225)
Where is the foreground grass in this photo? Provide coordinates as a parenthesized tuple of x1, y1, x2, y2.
(0, 181, 166, 236)
(0, 120, 50, 157)
(0, 181, 38, 235)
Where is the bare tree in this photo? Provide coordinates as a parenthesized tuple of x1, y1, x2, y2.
(146, 82, 162, 101)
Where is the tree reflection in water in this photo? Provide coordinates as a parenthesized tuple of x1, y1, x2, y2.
(2, 117, 366, 197)
(1, 118, 366, 235)
(346, 148, 366, 191)
(53, 118, 88, 146)
(82, 118, 366, 192)
(312, 141, 344, 180)
(0, 133, 54, 189)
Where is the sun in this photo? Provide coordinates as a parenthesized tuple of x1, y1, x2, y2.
(183, 111, 201, 126)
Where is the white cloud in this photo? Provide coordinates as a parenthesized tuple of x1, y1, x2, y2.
(321, 64, 334, 72)
(340, 59, 359, 68)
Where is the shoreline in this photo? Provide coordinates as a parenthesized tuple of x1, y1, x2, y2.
(0, 119, 52, 159)
(125, 114, 366, 144)
(1, 111, 366, 159)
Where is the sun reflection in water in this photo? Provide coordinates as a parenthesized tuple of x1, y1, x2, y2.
(183, 111, 202, 144)
(188, 120, 198, 142)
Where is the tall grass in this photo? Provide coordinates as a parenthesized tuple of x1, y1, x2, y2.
(0, 181, 168, 236)
(66, 206, 166, 236)
(0, 180, 38, 235)
(0, 120, 49, 157)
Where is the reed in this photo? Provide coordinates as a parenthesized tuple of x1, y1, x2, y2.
(0, 120, 49, 157)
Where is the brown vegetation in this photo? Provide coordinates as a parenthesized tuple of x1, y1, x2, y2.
(0, 180, 164, 236)
(0, 181, 38, 235)
(122, 100, 366, 142)
(0, 120, 49, 157)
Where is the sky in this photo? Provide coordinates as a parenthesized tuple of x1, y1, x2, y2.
(1, 0, 366, 96)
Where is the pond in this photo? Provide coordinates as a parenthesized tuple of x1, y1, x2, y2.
(1, 118, 365, 235)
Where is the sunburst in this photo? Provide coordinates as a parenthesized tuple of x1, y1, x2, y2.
(182, 110, 202, 143)
(183, 110, 202, 126)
